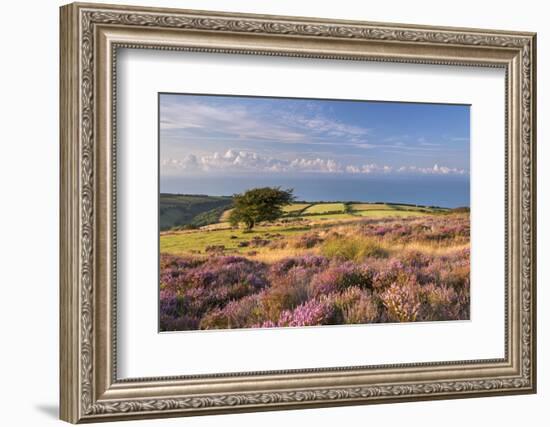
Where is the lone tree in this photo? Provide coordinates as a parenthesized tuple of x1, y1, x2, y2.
(229, 187, 295, 230)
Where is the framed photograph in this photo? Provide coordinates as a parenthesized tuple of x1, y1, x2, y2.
(60, 2, 537, 423)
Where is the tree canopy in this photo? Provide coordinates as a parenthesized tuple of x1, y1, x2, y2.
(228, 187, 295, 230)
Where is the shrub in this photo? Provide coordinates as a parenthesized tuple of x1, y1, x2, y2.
(380, 282, 421, 322)
(309, 263, 373, 297)
(198, 308, 228, 329)
(321, 236, 388, 262)
(292, 233, 323, 249)
(268, 239, 287, 249)
(399, 251, 431, 269)
(320, 287, 378, 324)
(269, 255, 329, 276)
(159, 289, 179, 317)
(261, 266, 312, 321)
(438, 264, 470, 290)
(205, 245, 226, 254)
(342, 293, 379, 324)
(249, 237, 271, 247)
(418, 283, 469, 321)
(200, 294, 264, 329)
(277, 299, 335, 327)
(160, 314, 200, 331)
(371, 258, 410, 289)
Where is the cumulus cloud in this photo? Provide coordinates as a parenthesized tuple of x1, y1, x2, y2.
(161, 155, 200, 171)
(161, 149, 467, 176)
(397, 164, 466, 174)
(288, 158, 342, 173)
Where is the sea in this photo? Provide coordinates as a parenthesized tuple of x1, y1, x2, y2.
(160, 175, 470, 208)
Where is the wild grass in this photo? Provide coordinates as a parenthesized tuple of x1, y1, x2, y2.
(351, 203, 393, 211)
(303, 203, 346, 214)
(161, 212, 467, 259)
(219, 208, 233, 222)
(282, 203, 312, 213)
(321, 235, 389, 262)
(308, 213, 357, 221)
(353, 210, 429, 218)
(160, 225, 304, 255)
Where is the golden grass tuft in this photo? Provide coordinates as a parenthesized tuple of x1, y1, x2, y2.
(321, 235, 389, 262)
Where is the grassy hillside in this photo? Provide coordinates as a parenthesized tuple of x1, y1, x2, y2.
(161, 200, 454, 259)
(159, 193, 233, 231)
(160, 194, 453, 232)
(303, 203, 345, 215)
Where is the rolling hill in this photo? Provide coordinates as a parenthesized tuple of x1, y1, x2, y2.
(160, 193, 457, 232)
(159, 193, 233, 231)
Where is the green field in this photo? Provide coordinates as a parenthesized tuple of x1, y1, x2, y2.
(282, 203, 312, 214)
(297, 202, 443, 219)
(220, 203, 311, 223)
(306, 213, 355, 221)
(159, 195, 447, 232)
(161, 224, 308, 254)
(350, 203, 441, 213)
(160, 197, 453, 257)
(351, 203, 393, 211)
(353, 210, 429, 218)
(302, 203, 345, 215)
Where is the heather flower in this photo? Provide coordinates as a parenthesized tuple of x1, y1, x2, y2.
(270, 255, 329, 276)
(308, 269, 340, 296)
(371, 258, 408, 289)
(399, 251, 430, 269)
(418, 283, 468, 321)
(380, 282, 421, 322)
(277, 299, 335, 327)
(160, 314, 200, 331)
(202, 294, 264, 329)
(261, 266, 312, 321)
(159, 289, 178, 317)
(253, 320, 277, 328)
(373, 225, 391, 236)
(292, 233, 323, 249)
(245, 272, 267, 289)
(342, 293, 379, 324)
(309, 263, 373, 297)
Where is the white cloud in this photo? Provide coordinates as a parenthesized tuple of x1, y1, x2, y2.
(345, 165, 361, 174)
(397, 164, 466, 175)
(161, 155, 200, 171)
(289, 157, 343, 173)
(161, 101, 306, 143)
(359, 164, 393, 174)
(291, 115, 370, 139)
(161, 149, 467, 176)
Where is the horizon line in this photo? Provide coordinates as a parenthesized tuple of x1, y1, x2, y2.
(159, 192, 470, 210)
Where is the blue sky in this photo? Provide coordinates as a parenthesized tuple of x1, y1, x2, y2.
(159, 93, 470, 178)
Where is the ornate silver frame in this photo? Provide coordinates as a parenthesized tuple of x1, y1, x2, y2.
(60, 2, 536, 423)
